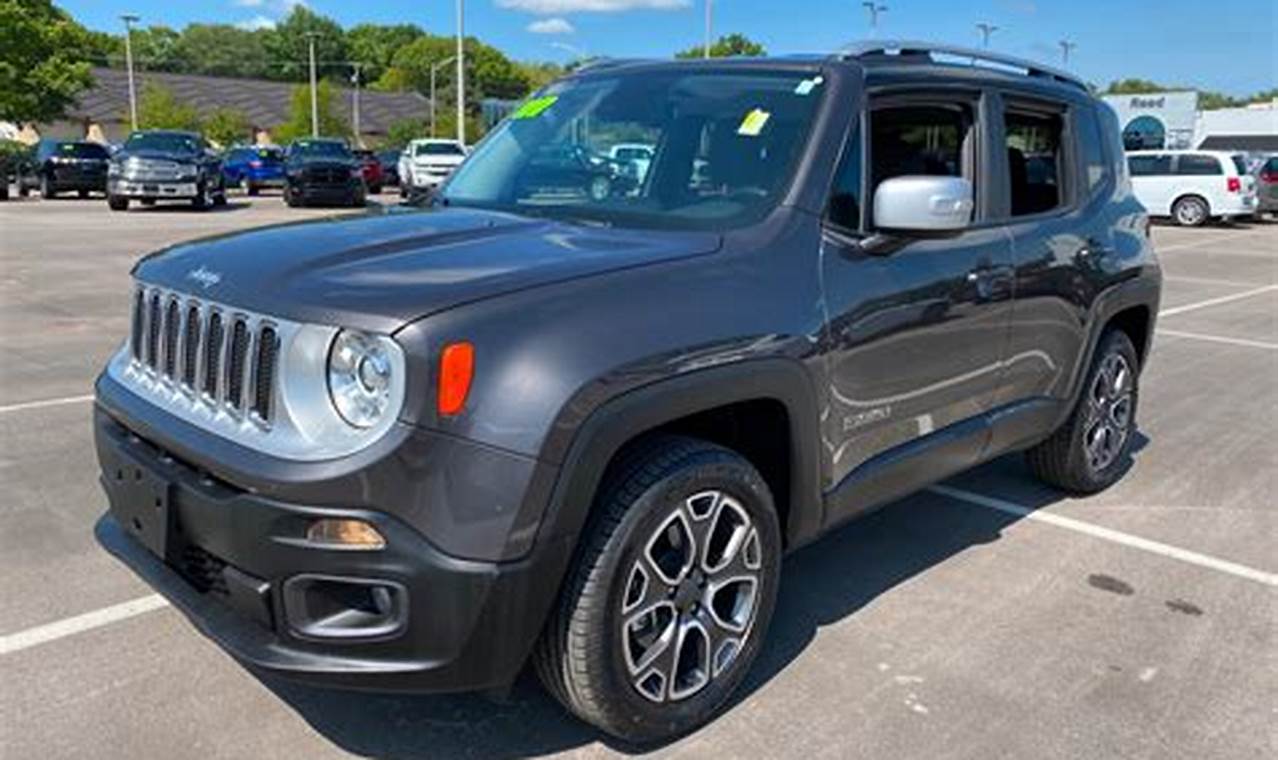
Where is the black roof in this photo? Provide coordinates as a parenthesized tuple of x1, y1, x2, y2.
(71, 68, 428, 135)
(1198, 135, 1278, 152)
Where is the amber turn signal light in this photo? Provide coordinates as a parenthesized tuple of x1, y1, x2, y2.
(306, 518, 386, 550)
(437, 342, 475, 416)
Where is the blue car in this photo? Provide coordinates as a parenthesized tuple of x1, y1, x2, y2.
(221, 146, 285, 195)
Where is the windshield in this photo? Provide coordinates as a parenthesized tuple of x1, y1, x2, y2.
(416, 142, 465, 157)
(124, 133, 201, 155)
(440, 69, 824, 230)
(54, 142, 109, 159)
(290, 140, 351, 159)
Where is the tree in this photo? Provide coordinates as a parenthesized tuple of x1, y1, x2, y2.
(518, 61, 566, 91)
(384, 118, 425, 149)
(1103, 78, 1166, 95)
(127, 25, 187, 73)
(346, 23, 426, 84)
(172, 24, 271, 78)
(203, 107, 251, 147)
(0, 0, 96, 123)
(136, 82, 201, 131)
(264, 6, 348, 82)
(676, 33, 766, 59)
(273, 80, 350, 143)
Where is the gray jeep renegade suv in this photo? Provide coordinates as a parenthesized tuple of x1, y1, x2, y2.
(94, 42, 1161, 742)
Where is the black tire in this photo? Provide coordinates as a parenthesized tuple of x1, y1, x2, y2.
(18, 183, 29, 198)
(191, 181, 212, 210)
(107, 195, 129, 211)
(247, 183, 259, 197)
(1026, 330, 1141, 494)
(535, 435, 781, 744)
(0, 184, 8, 201)
(41, 174, 56, 199)
(1172, 195, 1210, 227)
(284, 185, 302, 207)
(369, 183, 382, 195)
(78, 189, 89, 199)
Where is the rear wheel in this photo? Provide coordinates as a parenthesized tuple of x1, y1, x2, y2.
(107, 195, 129, 211)
(1172, 195, 1209, 227)
(284, 185, 302, 207)
(191, 181, 213, 210)
(535, 436, 781, 743)
(1026, 330, 1140, 494)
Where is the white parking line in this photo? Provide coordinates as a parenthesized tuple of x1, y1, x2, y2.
(1158, 285, 1278, 317)
(0, 595, 168, 656)
(1159, 329, 1278, 351)
(1156, 229, 1275, 253)
(0, 394, 94, 415)
(1162, 274, 1264, 288)
(929, 485, 1278, 587)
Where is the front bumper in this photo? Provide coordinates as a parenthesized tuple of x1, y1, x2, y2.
(110, 178, 198, 199)
(94, 404, 567, 692)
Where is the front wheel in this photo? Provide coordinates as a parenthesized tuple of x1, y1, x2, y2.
(41, 175, 56, 199)
(1173, 195, 1209, 227)
(107, 195, 129, 211)
(1026, 330, 1140, 494)
(535, 436, 781, 743)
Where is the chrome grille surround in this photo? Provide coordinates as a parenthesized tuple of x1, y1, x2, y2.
(106, 280, 405, 462)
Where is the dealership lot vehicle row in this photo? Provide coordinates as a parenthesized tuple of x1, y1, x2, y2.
(1, 203, 1275, 758)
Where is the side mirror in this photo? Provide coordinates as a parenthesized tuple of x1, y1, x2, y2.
(873, 176, 974, 233)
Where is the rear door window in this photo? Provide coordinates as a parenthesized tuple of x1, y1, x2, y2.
(1003, 107, 1066, 216)
(1128, 155, 1171, 176)
(1176, 155, 1222, 175)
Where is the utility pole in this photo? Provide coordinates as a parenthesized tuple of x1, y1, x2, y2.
(121, 14, 140, 132)
(305, 32, 319, 138)
(456, 0, 466, 146)
(351, 63, 363, 147)
(430, 57, 456, 138)
(1059, 39, 1077, 66)
(862, 3, 887, 33)
(704, 0, 713, 59)
(976, 23, 999, 49)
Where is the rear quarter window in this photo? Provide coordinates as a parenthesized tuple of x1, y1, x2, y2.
(1230, 155, 1248, 175)
(1077, 107, 1109, 192)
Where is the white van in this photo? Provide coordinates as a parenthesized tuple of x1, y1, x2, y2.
(1127, 150, 1257, 226)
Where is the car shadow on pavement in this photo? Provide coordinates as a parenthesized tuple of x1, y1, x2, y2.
(128, 200, 253, 213)
(144, 436, 1149, 759)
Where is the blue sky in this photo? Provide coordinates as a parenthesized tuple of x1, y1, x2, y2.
(61, 0, 1276, 95)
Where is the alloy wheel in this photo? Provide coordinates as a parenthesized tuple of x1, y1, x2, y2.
(1083, 351, 1133, 473)
(620, 490, 763, 704)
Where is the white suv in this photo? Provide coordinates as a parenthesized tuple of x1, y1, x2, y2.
(1127, 150, 1257, 226)
(399, 139, 468, 196)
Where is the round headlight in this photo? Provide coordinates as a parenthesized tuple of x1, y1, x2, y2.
(327, 330, 397, 428)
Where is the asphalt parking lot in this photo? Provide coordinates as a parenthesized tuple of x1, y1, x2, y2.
(1, 195, 1274, 759)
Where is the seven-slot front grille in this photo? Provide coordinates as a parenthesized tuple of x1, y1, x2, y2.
(129, 285, 281, 425)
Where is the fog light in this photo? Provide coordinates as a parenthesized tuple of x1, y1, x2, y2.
(306, 518, 386, 550)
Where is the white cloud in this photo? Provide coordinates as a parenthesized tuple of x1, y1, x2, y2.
(236, 14, 276, 30)
(498, 0, 689, 14)
(528, 17, 576, 34)
(233, 0, 265, 7)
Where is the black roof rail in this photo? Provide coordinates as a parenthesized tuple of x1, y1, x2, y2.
(836, 39, 1088, 91)
(571, 57, 655, 73)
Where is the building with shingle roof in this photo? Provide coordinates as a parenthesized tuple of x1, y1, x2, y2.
(36, 67, 429, 147)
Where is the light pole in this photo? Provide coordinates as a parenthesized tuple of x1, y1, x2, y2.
(305, 32, 319, 138)
(1059, 40, 1077, 66)
(862, 3, 887, 33)
(430, 56, 456, 138)
(121, 14, 140, 132)
(456, 0, 466, 146)
(976, 23, 999, 49)
(704, 0, 713, 59)
(350, 63, 363, 147)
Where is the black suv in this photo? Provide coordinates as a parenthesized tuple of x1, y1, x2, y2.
(108, 130, 227, 211)
(16, 139, 111, 198)
(94, 43, 1160, 742)
(283, 138, 366, 207)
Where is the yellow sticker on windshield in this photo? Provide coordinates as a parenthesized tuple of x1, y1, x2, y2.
(511, 95, 559, 120)
(737, 108, 771, 137)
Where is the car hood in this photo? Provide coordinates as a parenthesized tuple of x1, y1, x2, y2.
(133, 206, 721, 333)
(115, 150, 199, 163)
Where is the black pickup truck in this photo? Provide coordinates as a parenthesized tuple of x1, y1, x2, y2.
(94, 43, 1160, 742)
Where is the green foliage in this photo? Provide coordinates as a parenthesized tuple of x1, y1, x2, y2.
(127, 25, 185, 72)
(263, 6, 348, 82)
(273, 80, 350, 143)
(203, 107, 251, 147)
(1104, 78, 1267, 111)
(519, 61, 566, 91)
(676, 33, 766, 60)
(1103, 78, 1166, 95)
(171, 24, 271, 78)
(384, 118, 426, 149)
(136, 82, 201, 131)
(1251, 89, 1278, 103)
(0, 0, 96, 123)
(346, 23, 425, 84)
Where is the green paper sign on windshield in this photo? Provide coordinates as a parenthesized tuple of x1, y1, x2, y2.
(511, 95, 559, 120)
